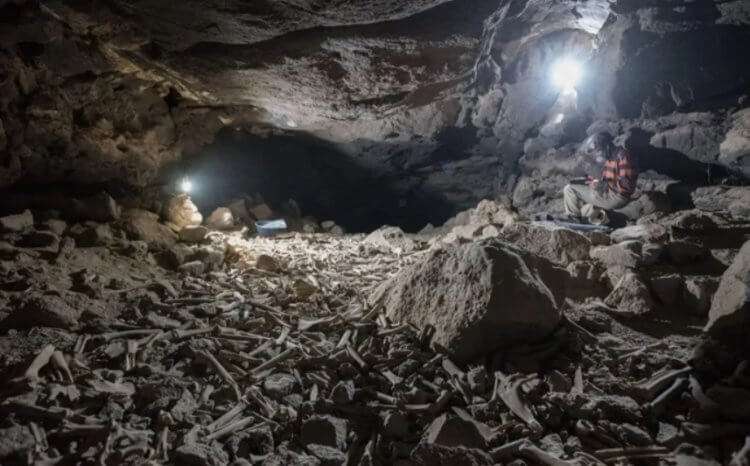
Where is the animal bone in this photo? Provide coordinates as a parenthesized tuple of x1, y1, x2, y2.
(19, 344, 56, 384)
(195, 350, 243, 401)
(495, 372, 543, 433)
(51, 350, 74, 384)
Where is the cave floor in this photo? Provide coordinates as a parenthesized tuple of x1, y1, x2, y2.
(0, 226, 741, 465)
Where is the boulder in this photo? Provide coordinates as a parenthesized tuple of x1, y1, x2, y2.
(227, 198, 253, 224)
(206, 207, 234, 230)
(499, 222, 592, 266)
(683, 276, 720, 316)
(590, 241, 643, 269)
(378, 239, 561, 363)
(705, 240, 750, 337)
(604, 272, 654, 316)
(179, 226, 209, 243)
(164, 194, 202, 228)
(691, 186, 750, 221)
(121, 209, 177, 249)
(719, 108, 750, 178)
(250, 203, 274, 220)
(610, 224, 668, 243)
(0, 209, 33, 233)
(68, 192, 120, 222)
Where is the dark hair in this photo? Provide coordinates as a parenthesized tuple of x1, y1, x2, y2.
(591, 132, 614, 151)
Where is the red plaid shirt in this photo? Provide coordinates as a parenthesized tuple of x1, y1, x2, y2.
(602, 148, 637, 197)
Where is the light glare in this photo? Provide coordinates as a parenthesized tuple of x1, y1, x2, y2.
(180, 178, 193, 193)
(551, 59, 583, 92)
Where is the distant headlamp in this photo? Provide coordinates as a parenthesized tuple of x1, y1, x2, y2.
(180, 177, 193, 194)
(551, 58, 583, 93)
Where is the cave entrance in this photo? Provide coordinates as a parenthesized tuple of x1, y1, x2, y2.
(179, 129, 452, 233)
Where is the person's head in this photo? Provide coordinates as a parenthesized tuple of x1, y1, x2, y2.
(584, 131, 615, 163)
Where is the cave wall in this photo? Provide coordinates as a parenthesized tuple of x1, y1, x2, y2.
(1, 0, 749, 225)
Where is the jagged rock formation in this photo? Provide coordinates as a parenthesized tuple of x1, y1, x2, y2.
(1, 0, 748, 222)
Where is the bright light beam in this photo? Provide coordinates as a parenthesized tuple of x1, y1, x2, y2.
(180, 177, 193, 193)
(551, 58, 583, 93)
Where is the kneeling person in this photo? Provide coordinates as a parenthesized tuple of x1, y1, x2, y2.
(563, 132, 637, 225)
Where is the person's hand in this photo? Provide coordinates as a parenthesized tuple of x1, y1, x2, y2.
(588, 178, 598, 188)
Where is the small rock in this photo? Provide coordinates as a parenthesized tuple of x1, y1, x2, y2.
(590, 241, 643, 269)
(263, 373, 297, 400)
(411, 443, 494, 466)
(424, 414, 487, 449)
(320, 220, 336, 230)
(329, 225, 345, 236)
(256, 254, 281, 272)
(0, 209, 33, 233)
(604, 272, 654, 316)
(300, 415, 348, 450)
(179, 226, 208, 243)
(190, 246, 225, 271)
(293, 279, 318, 300)
(206, 207, 234, 230)
(250, 203, 274, 220)
(0, 424, 34, 460)
(656, 422, 681, 446)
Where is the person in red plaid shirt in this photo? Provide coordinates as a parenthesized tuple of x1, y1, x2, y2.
(563, 132, 638, 225)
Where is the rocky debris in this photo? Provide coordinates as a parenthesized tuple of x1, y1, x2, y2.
(705, 240, 750, 338)
(720, 108, 750, 178)
(377, 239, 560, 363)
(69, 222, 115, 247)
(0, 209, 33, 233)
(0, 199, 748, 466)
(207, 208, 235, 230)
(165, 194, 203, 229)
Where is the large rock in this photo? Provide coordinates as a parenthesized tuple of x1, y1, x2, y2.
(1, 292, 83, 330)
(719, 108, 750, 178)
(121, 208, 177, 249)
(499, 222, 592, 266)
(705, 240, 750, 337)
(206, 207, 234, 230)
(378, 239, 561, 363)
(164, 194, 203, 229)
(0, 209, 33, 233)
(691, 186, 750, 221)
(604, 272, 654, 316)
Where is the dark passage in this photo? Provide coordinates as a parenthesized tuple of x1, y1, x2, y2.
(182, 129, 455, 232)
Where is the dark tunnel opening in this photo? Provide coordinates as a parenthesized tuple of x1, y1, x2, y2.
(179, 128, 457, 233)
